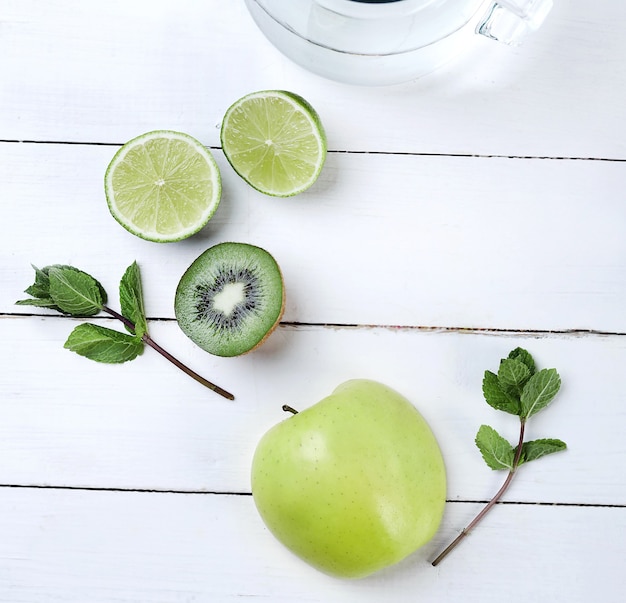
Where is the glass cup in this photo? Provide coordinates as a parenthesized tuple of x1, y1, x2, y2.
(245, 0, 554, 85)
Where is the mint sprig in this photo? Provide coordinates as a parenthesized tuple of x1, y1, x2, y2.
(431, 347, 566, 566)
(17, 262, 234, 400)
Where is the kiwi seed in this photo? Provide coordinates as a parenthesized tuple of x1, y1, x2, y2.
(174, 242, 285, 357)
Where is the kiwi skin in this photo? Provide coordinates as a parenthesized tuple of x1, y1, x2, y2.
(175, 242, 285, 358)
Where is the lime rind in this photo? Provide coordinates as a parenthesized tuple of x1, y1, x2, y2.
(220, 90, 327, 197)
(105, 130, 222, 243)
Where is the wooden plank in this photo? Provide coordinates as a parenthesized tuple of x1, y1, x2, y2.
(0, 1, 624, 159)
(0, 486, 623, 602)
(2, 143, 625, 332)
(1, 316, 624, 505)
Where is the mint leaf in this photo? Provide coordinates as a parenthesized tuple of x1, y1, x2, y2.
(16, 265, 62, 311)
(64, 323, 143, 363)
(48, 266, 105, 316)
(50, 265, 107, 300)
(498, 358, 531, 400)
(119, 261, 148, 338)
(508, 348, 536, 375)
(24, 265, 52, 298)
(475, 425, 515, 471)
(517, 438, 567, 465)
(520, 368, 561, 419)
(483, 370, 520, 415)
(15, 297, 59, 310)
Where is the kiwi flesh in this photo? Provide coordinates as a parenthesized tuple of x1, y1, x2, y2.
(175, 242, 285, 357)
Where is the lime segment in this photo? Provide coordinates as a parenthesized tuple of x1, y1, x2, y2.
(221, 90, 327, 197)
(105, 130, 221, 242)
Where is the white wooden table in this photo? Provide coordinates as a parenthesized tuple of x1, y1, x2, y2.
(1, 1, 625, 601)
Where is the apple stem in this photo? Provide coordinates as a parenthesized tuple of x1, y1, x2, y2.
(282, 404, 299, 415)
(431, 419, 526, 567)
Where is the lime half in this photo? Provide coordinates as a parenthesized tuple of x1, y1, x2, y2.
(105, 130, 221, 242)
(221, 90, 327, 197)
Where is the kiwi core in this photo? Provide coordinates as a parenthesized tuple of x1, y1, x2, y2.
(212, 282, 246, 316)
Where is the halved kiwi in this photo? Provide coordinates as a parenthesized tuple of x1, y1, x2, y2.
(175, 242, 285, 357)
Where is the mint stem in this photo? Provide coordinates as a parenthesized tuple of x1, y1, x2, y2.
(102, 306, 234, 401)
(103, 306, 135, 331)
(142, 336, 234, 400)
(431, 419, 526, 566)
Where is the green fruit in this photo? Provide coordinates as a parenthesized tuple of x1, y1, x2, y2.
(220, 90, 327, 197)
(174, 242, 285, 357)
(104, 130, 221, 243)
(251, 379, 447, 578)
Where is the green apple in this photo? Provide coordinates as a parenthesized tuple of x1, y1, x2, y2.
(251, 379, 446, 578)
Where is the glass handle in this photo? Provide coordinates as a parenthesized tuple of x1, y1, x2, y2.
(477, 0, 554, 46)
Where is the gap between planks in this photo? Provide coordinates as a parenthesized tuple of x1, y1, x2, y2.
(3, 312, 625, 338)
(0, 484, 623, 509)
(0, 139, 625, 163)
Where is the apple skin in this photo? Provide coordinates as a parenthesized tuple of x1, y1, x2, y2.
(251, 379, 446, 578)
